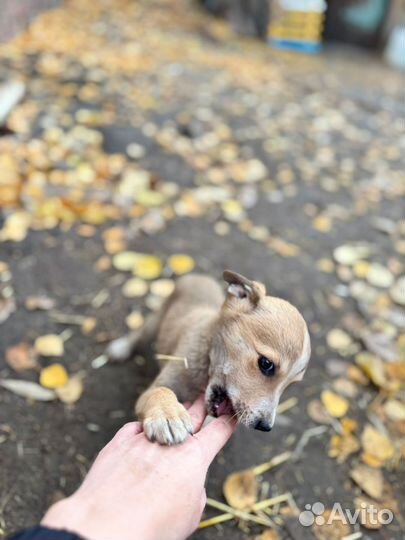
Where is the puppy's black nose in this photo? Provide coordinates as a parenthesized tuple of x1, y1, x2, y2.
(254, 419, 272, 432)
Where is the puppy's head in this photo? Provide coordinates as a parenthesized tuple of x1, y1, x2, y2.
(206, 270, 310, 432)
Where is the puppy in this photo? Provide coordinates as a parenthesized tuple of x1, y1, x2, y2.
(108, 270, 311, 445)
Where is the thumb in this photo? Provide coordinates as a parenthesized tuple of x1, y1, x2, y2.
(195, 415, 237, 466)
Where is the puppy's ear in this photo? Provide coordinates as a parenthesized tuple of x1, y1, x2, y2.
(223, 270, 266, 307)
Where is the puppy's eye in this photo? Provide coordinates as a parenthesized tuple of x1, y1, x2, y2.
(258, 355, 276, 377)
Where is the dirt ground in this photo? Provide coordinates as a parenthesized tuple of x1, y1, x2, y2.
(0, 2, 404, 539)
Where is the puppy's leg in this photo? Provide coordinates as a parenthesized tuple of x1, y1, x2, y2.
(136, 364, 196, 445)
(107, 310, 162, 362)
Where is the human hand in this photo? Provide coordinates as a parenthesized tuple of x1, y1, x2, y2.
(41, 396, 236, 540)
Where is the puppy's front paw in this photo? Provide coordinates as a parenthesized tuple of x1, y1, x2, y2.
(143, 403, 193, 445)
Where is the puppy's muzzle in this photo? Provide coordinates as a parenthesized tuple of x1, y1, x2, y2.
(253, 418, 272, 432)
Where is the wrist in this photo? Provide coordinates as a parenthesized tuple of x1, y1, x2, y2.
(41, 496, 93, 538)
(41, 494, 160, 540)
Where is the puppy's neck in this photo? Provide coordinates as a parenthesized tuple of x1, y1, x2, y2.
(207, 320, 228, 372)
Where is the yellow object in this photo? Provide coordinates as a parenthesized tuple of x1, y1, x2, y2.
(321, 390, 349, 418)
(56, 375, 83, 404)
(40, 364, 69, 389)
(223, 469, 258, 510)
(168, 254, 195, 275)
(132, 255, 162, 280)
(34, 334, 64, 357)
(361, 425, 395, 463)
(126, 311, 145, 330)
(122, 277, 149, 298)
(113, 251, 141, 271)
(150, 279, 175, 298)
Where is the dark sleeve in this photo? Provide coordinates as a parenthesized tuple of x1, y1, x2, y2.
(8, 525, 83, 540)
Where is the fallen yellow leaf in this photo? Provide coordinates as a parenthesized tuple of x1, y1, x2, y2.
(321, 390, 349, 418)
(135, 189, 165, 207)
(126, 311, 144, 330)
(81, 317, 97, 335)
(307, 399, 333, 425)
(312, 215, 332, 233)
(329, 433, 360, 463)
(102, 227, 126, 254)
(122, 277, 149, 298)
(350, 464, 384, 500)
(341, 418, 358, 434)
(347, 365, 369, 385)
(267, 237, 300, 257)
(361, 425, 395, 463)
(40, 363, 69, 389)
(361, 452, 385, 468)
(168, 254, 195, 275)
(326, 328, 352, 353)
(223, 468, 258, 510)
(0, 211, 31, 242)
(384, 399, 405, 422)
(222, 199, 244, 222)
(34, 334, 64, 357)
(353, 260, 370, 279)
(95, 256, 111, 271)
(355, 352, 388, 388)
(316, 258, 335, 273)
(77, 224, 96, 237)
(132, 255, 162, 280)
(55, 375, 84, 404)
(150, 279, 175, 298)
(112, 251, 142, 271)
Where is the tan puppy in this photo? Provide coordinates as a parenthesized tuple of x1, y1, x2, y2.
(108, 270, 311, 445)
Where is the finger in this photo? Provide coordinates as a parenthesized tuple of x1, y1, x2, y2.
(117, 421, 144, 438)
(104, 421, 143, 451)
(195, 415, 237, 466)
(183, 401, 192, 409)
(188, 394, 208, 433)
